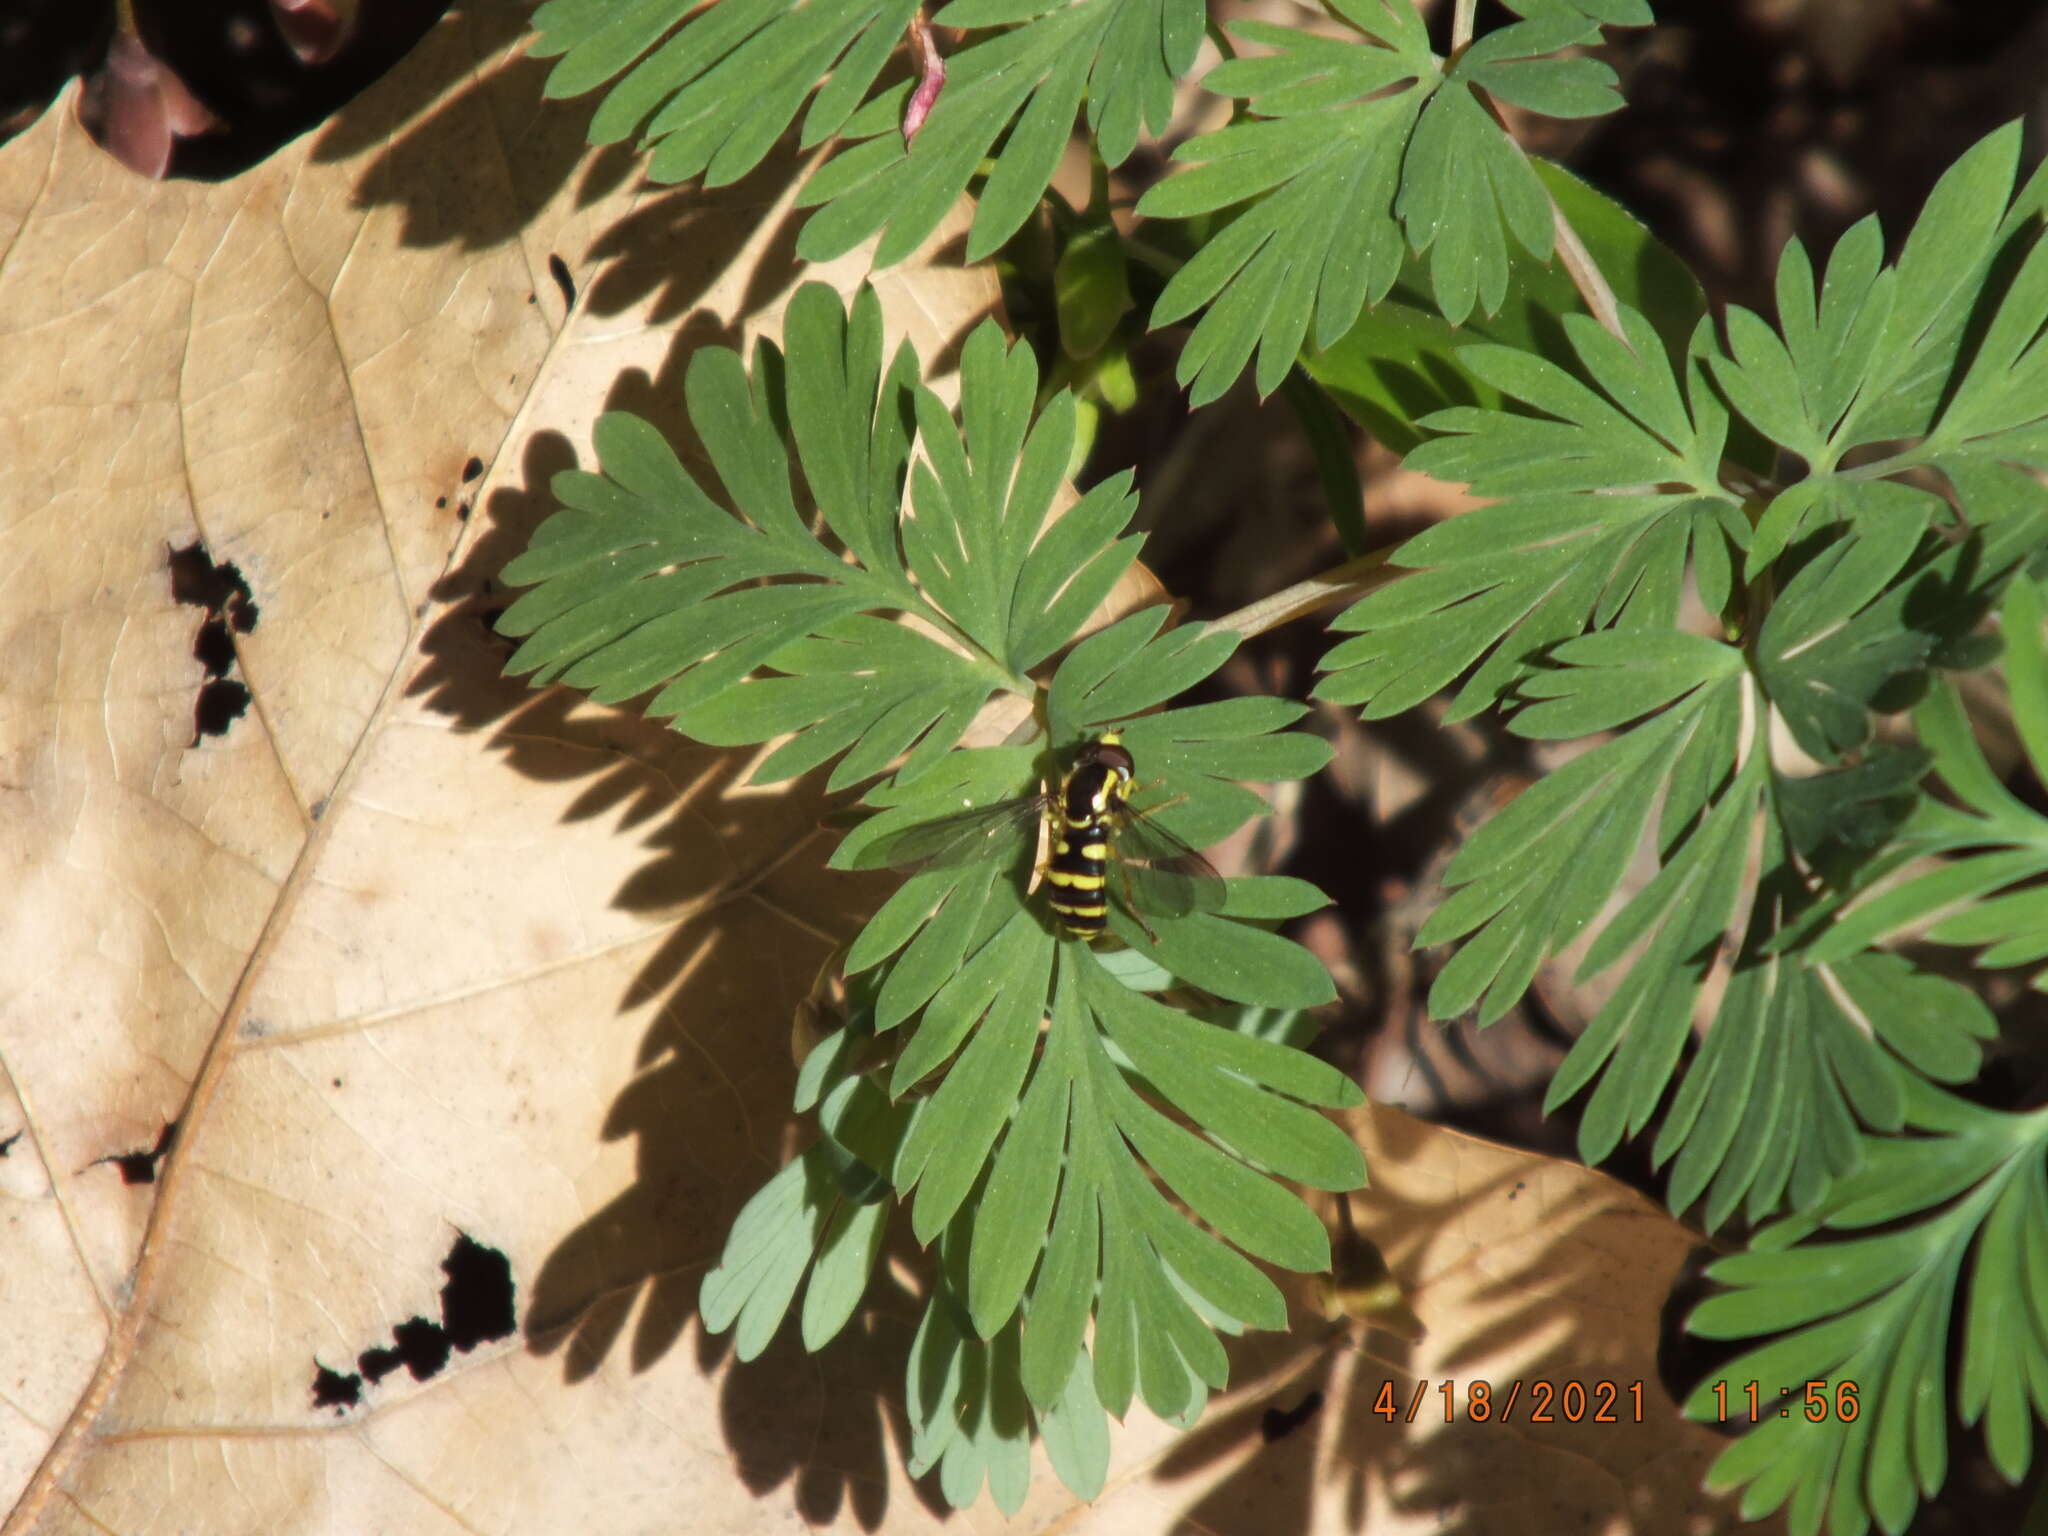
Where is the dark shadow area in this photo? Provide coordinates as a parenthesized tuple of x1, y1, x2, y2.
(133, 0, 453, 179)
(1147, 1335, 1339, 1536)
(1299, 353, 1478, 459)
(425, 230, 998, 1511)
(1144, 1114, 1727, 1535)
(1577, 0, 2048, 313)
(1656, 1242, 1748, 1441)
(0, 0, 113, 143)
(48, 0, 457, 179)
(586, 226, 985, 532)
(406, 422, 924, 1526)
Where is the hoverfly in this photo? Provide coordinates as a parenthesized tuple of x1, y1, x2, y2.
(863, 732, 1226, 943)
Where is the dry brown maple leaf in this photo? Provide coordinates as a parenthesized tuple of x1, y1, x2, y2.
(0, 14, 1766, 1535)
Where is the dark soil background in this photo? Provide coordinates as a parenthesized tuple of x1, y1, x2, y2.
(8, 0, 2047, 1530)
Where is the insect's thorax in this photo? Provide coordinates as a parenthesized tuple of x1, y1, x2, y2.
(1061, 760, 1129, 827)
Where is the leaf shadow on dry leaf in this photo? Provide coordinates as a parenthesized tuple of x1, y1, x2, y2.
(1128, 1109, 1760, 1536)
(580, 167, 807, 335)
(402, 344, 985, 1527)
(597, 241, 982, 476)
(309, 5, 641, 254)
(318, 24, 821, 390)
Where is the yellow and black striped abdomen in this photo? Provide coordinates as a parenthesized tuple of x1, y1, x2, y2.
(1043, 736, 1134, 940)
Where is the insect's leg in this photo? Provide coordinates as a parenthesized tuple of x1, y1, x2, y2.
(1116, 857, 1162, 944)
(1128, 788, 1188, 816)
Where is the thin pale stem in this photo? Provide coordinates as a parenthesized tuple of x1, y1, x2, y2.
(1451, 0, 1478, 52)
(1469, 83, 1633, 349)
(1551, 198, 1628, 346)
(1212, 550, 1396, 640)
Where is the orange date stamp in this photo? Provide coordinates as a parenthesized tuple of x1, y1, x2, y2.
(1707, 1380, 1860, 1422)
(1369, 1379, 1647, 1424)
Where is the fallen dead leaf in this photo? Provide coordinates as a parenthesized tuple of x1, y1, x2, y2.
(1061, 1106, 1780, 1536)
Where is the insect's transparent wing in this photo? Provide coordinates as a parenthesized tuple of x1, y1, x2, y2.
(1114, 806, 1228, 921)
(856, 794, 1047, 873)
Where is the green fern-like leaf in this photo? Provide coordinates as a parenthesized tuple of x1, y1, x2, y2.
(1687, 1076, 2048, 1536)
(799, 0, 1206, 264)
(1315, 127, 2048, 1236)
(1135, 0, 1432, 405)
(1316, 304, 1740, 722)
(1396, 10, 1626, 322)
(549, 281, 1364, 1507)
(530, 0, 920, 187)
(1398, 524, 2028, 1220)
(531, 0, 1208, 270)
(1138, 0, 1642, 403)
(1301, 157, 1708, 454)
(1706, 123, 2048, 576)
(1807, 585, 2048, 990)
(819, 597, 1354, 1448)
(905, 1251, 1117, 1511)
(498, 283, 1141, 791)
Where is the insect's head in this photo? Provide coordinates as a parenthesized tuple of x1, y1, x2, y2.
(1074, 729, 1135, 781)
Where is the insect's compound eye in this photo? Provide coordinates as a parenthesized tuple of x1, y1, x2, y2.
(1095, 742, 1135, 778)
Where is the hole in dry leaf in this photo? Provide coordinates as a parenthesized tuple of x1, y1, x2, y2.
(168, 539, 258, 626)
(361, 1316, 449, 1384)
(95, 1120, 176, 1185)
(1260, 1389, 1325, 1443)
(441, 1231, 517, 1348)
(193, 615, 237, 675)
(314, 1232, 516, 1405)
(170, 539, 259, 744)
(547, 252, 575, 310)
(311, 1363, 362, 1412)
(194, 677, 252, 740)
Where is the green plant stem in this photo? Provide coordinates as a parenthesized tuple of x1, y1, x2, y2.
(1213, 550, 1395, 640)
(1839, 444, 1941, 482)
(1120, 233, 1187, 279)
